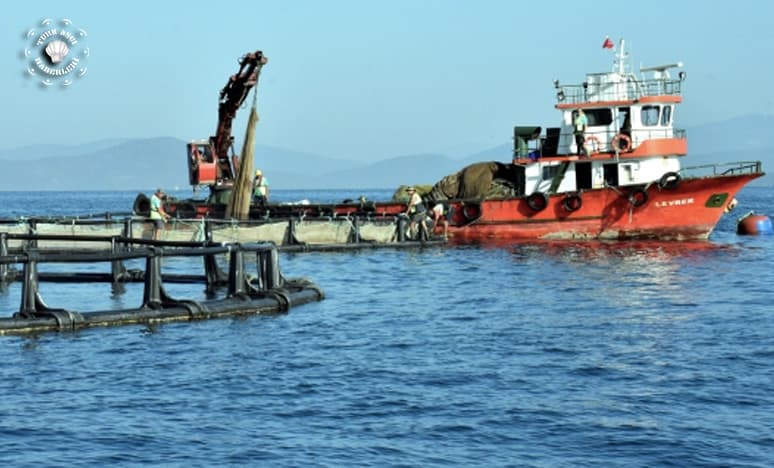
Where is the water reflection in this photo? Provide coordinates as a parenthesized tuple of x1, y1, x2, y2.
(475, 239, 737, 260)
(499, 240, 741, 314)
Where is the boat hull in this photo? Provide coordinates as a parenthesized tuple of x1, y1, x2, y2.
(443, 173, 761, 242)
(155, 172, 762, 243)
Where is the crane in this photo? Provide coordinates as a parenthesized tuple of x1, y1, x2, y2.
(186, 50, 267, 200)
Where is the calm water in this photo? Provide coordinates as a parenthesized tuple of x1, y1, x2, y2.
(1, 187, 773, 467)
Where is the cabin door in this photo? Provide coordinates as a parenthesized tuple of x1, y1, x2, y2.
(603, 163, 619, 186)
(575, 162, 592, 190)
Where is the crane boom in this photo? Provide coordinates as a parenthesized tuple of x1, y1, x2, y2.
(213, 50, 267, 180)
(186, 50, 268, 192)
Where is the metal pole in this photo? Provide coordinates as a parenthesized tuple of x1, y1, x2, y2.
(142, 248, 164, 309)
(19, 252, 39, 318)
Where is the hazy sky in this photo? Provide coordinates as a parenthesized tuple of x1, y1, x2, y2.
(4, 0, 773, 161)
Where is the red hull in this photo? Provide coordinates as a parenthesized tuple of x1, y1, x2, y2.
(157, 172, 761, 244)
(442, 173, 761, 242)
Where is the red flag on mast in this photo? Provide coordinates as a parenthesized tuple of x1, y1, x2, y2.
(602, 37, 614, 49)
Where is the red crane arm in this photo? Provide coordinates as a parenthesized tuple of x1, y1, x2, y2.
(212, 50, 268, 181)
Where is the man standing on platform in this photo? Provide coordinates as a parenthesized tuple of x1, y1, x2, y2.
(253, 169, 270, 207)
(149, 188, 170, 240)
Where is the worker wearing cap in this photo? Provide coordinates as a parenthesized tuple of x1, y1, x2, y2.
(404, 186, 428, 240)
(149, 188, 170, 240)
(253, 169, 270, 207)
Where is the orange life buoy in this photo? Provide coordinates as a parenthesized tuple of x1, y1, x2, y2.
(584, 136, 600, 154)
(611, 133, 632, 152)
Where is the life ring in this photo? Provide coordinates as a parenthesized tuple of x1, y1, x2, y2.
(462, 203, 481, 222)
(526, 192, 549, 212)
(176, 201, 197, 219)
(611, 133, 632, 152)
(627, 188, 649, 207)
(562, 193, 582, 213)
(584, 136, 600, 154)
(658, 171, 682, 190)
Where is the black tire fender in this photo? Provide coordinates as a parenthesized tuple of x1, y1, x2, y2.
(133, 193, 150, 216)
(562, 193, 583, 212)
(526, 192, 549, 212)
(658, 171, 682, 190)
(462, 203, 481, 222)
(176, 201, 197, 219)
(628, 188, 649, 207)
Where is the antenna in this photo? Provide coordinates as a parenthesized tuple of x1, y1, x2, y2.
(640, 62, 683, 79)
(613, 39, 628, 74)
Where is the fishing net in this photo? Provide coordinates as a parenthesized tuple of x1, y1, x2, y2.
(226, 102, 259, 220)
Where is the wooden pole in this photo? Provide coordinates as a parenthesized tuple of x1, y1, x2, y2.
(226, 104, 259, 220)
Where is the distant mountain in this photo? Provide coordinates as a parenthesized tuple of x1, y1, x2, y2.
(0, 114, 771, 190)
(253, 144, 366, 175)
(309, 153, 459, 189)
(686, 114, 774, 154)
(0, 138, 132, 160)
(0, 137, 185, 191)
(458, 143, 511, 167)
(0, 138, 368, 191)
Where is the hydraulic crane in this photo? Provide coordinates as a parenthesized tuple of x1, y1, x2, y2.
(186, 50, 267, 200)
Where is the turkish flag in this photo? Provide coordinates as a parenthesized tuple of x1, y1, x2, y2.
(602, 37, 614, 49)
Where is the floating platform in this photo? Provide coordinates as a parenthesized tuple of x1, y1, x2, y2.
(0, 212, 445, 254)
(0, 235, 324, 336)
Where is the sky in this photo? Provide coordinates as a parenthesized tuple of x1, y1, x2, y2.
(3, 0, 773, 162)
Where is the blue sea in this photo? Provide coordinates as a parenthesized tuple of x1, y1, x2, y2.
(1, 187, 773, 467)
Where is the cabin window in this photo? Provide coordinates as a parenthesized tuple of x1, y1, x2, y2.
(617, 107, 631, 134)
(582, 108, 613, 127)
(620, 163, 638, 183)
(197, 145, 213, 162)
(641, 105, 660, 126)
(661, 105, 672, 126)
(541, 165, 563, 181)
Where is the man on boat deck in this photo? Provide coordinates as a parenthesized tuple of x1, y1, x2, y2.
(405, 186, 428, 240)
(149, 188, 170, 240)
(573, 109, 588, 156)
(430, 202, 450, 240)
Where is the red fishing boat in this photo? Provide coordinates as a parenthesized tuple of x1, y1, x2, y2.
(144, 40, 763, 243)
(425, 38, 764, 241)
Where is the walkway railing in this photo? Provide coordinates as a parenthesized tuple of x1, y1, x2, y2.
(0, 237, 323, 336)
(0, 213, 443, 253)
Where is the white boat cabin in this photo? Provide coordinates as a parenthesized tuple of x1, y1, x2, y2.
(514, 39, 687, 196)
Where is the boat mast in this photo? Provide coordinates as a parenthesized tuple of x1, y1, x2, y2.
(613, 39, 628, 75)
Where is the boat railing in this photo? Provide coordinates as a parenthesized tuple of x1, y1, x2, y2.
(557, 78, 683, 105)
(681, 161, 763, 178)
(0, 212, 443, 253)
(541, 127, 685, 156)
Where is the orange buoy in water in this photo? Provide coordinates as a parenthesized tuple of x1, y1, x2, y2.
(737, 212, 773, 235)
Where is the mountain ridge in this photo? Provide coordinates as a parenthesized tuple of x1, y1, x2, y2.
(0, 115, 771, 190)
